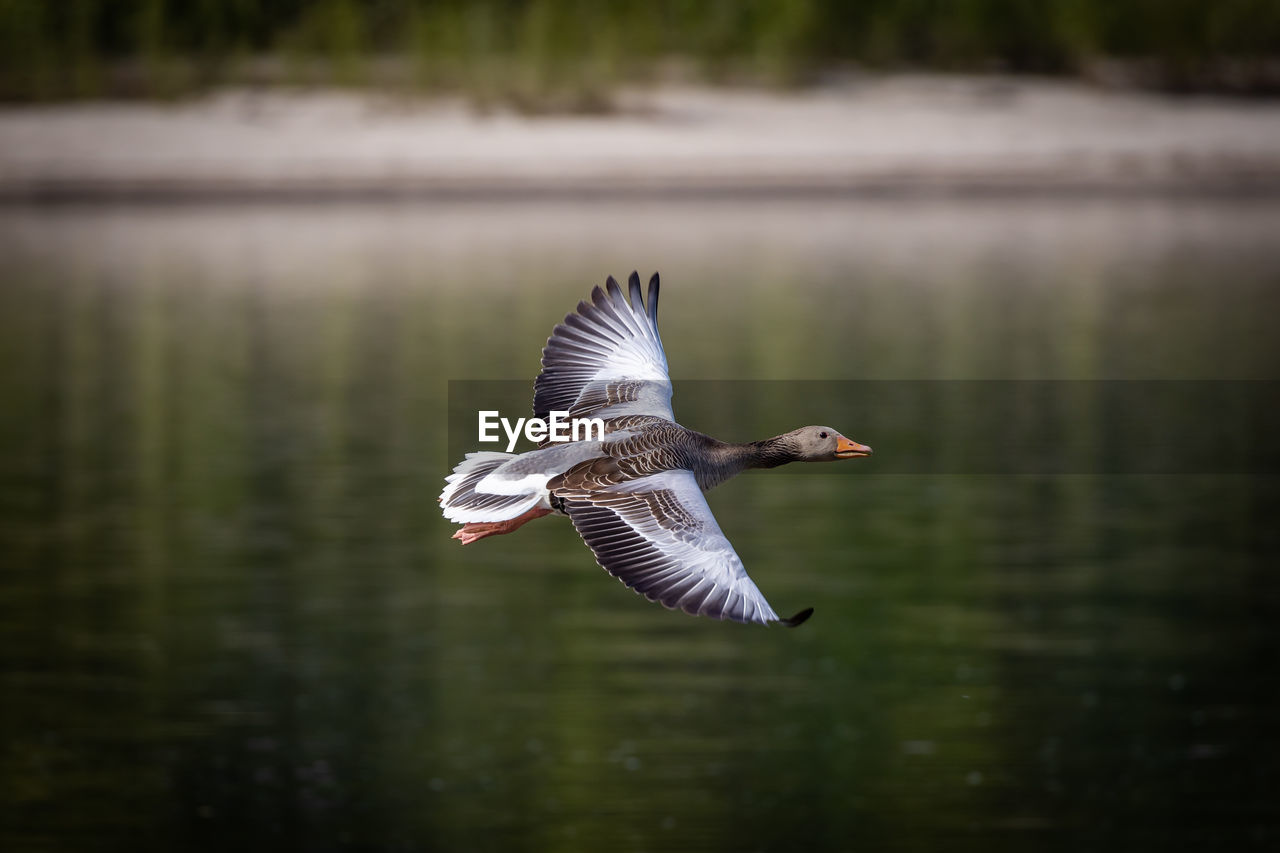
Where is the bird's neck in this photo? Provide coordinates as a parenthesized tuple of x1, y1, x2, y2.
(742, 435, 798, 470)
(701, 435, 795, 490)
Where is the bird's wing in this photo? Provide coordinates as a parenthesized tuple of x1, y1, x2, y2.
(534, 272, 674, 424)
(556, 468, 811, 626)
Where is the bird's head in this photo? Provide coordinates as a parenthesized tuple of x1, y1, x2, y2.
(786, 426, 873, 462)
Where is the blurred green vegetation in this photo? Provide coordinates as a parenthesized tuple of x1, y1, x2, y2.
(0, 0, 1277, 106)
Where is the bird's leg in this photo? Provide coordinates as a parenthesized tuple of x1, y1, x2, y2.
(452, 506, 552, 545)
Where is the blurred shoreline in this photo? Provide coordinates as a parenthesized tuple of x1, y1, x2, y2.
(2, 75, 1279, 201)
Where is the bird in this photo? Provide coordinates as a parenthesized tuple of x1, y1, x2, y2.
(439, 272, 872, 627)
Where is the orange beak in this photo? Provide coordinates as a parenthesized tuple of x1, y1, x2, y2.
(835, 436, 873, 459)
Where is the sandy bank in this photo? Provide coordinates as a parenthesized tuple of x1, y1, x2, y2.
(2, 76, 1279, 199)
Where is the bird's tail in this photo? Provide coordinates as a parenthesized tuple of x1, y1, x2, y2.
(439, 452, 543, 524)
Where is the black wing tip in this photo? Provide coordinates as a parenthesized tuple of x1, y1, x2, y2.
(627, 271, 644, 310)
(601, 279, 623, 305)
(779, 607, 814, 628)
(614, 271, 657, 319)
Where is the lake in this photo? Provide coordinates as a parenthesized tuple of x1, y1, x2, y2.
(1, 198, 1277, 850)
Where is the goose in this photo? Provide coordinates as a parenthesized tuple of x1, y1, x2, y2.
(439, 272, 872, 627)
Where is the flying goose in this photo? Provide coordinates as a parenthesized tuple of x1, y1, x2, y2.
(440, 273, 872, 626)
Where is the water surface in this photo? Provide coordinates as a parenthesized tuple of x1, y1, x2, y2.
(1, 199, 1277, 850)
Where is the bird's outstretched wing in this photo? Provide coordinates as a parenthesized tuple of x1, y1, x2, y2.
(554, 468, 811, 626)
(534, 272, 673, 423)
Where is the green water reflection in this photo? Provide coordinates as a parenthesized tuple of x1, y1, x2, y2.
(0, 200, 1277, 850)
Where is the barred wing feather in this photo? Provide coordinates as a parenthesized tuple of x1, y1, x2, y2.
(560, 470, 807, 626)
(534, 272, 674, 423)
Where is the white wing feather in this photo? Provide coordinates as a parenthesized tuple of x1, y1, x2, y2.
(533, 274, 674, 422)
(562, 470, 785, 625)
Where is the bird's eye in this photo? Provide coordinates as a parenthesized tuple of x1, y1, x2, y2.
(819, 431, 828, 439)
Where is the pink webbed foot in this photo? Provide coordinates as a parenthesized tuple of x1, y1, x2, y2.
(451, 506, 551, 545)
